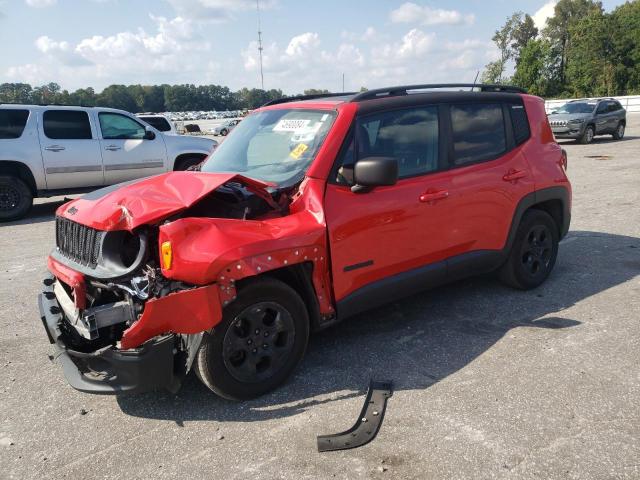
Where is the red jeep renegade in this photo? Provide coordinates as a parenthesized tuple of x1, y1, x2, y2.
(39, 84, 571, 400)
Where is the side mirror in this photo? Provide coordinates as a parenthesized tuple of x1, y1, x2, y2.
(351, 156, 398, 193)
(144, 128, 156, 140)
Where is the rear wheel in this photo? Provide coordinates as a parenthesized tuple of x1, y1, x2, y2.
(194, 278, 309, 400)
(0, 175, 33, 222)
(174, 155, 205, 171)
(499, 209, 559, 290)
(220, 129, 228, 136)
(612, 122, 625, 140)
(579, 125, 595, 144)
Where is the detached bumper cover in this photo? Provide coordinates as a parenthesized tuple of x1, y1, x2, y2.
(39, 276, 179, 395)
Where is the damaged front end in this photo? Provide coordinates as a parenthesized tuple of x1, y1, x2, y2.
(38, 172, 281, 394)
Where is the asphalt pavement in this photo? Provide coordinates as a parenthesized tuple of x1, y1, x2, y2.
(1, 116, 639, 479)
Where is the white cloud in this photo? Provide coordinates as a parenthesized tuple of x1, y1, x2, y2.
(533, 0, 557, 31)
(25, 0, 56, 7)
(165, 0, 275, 21)
(285, 32, 319, 57)
(390, 2, 475, 26)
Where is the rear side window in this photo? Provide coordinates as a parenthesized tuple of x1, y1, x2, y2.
(451, 104, 506, 166)
(139, 116, 171, 132)
(43, 110, 93, 140)
(0, 109, 29, 139)
(510, 104, 530, 145)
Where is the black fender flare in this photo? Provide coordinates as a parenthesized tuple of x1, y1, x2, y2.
(504, 186, 571, 255)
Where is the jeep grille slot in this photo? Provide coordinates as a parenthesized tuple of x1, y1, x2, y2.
(55, 216, 103, 268)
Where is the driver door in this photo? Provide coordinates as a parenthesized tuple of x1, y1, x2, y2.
(96, 111, 167, 184)
(324, 104, 453, 309)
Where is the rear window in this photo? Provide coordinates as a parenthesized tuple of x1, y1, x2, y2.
(139, 116, 171, 132)
(0, 109, 30, 139)
(451, 103, 506, 166)
(510, 104, 530, 145)
(43, 110, 93, 140)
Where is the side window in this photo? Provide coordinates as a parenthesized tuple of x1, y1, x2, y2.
(43, 110, 93, 140)
(596, 102, 608, 114)
(358, 106, 439, 179)
(0, 109, 30, 139)
(510, 104, 530, 145)
(608, 101, 621, 112)
(450, 103, 506, 166)
(99, 113, 145, 140)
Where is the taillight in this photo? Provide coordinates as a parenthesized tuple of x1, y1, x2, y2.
(560, 149, 568, 171)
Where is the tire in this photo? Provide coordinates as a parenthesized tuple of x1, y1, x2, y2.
(579, 125, 595, 144)
(612, 122, 625, 140)
(194, 277, 310, 400)
(499, 209, 559, 290)
(220, 129, 228, 136)
(174, 156, 204, 171)
(0, 175, 33, 222)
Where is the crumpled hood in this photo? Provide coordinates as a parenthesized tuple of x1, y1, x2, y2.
(56, 171, 274, 231)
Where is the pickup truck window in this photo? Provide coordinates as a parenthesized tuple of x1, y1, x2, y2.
(43, 110, 93, 140)
(99, 113, 146, 140)
(0, 109, 29, 139)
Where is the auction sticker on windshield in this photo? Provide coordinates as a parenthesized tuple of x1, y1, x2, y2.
(274, 119, 311, 132)
(289, 143, 308, 159)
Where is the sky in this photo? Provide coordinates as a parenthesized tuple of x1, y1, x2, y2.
(0, 0, 628, 94)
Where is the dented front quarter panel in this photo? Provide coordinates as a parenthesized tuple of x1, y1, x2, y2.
(158, 177, 335, 316)
(55, 171, 275, 231)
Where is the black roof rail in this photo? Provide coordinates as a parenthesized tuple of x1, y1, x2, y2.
(351, 83, 527, 102)
(262, 92, 358, 107)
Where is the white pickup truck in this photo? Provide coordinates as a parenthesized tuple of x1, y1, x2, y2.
(0, 104, 217, 221)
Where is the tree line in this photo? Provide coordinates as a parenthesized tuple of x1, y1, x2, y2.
(0, 83, 291, 111)
(482, 0, 640, 98)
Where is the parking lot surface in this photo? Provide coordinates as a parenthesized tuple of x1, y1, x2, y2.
(1, 116, 639, 479)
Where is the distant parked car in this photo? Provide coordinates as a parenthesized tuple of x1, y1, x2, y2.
(0, 104, 217, 221)
(136, 114, 177, 135)
(548, 98, 626, 144)
(209, 119, 241, 136)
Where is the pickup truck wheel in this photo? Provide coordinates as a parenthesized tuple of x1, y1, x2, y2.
(0, 175, 33, 222)
(175, 156, 204, 171)
(579, 125, 594, 144)
(195, 277, 309, 400)
(499, 209, 559, 290)
(612, 123, 625, 140)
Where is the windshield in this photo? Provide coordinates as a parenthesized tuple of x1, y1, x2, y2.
(201, 108, 337, 186)
(553, 102, 596, 114)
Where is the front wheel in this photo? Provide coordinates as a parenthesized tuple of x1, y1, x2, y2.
(612, 122, 625, 140)
(0, 175, 33, 222)
(194, 278, 309, 400)
(579, 125, 595, 144)
(220, 129, 228, 136)
(499, 209, 559, 290)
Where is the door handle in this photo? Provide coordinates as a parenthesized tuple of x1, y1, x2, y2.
(503, 169, 527, 182)
(105, 145, 121, 151)
(44, 145, 65, 152)
(419, 190, 449, 203)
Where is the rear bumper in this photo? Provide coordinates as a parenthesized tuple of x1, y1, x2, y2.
(38, 276, 180, 395)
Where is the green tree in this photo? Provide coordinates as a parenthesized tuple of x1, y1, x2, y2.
(303, 89, 330, 95)
(511, 14, 538, 65)
(512, 39, 556, 95)
(482, 12, 525, 83)
(543, 0, 603, 86)
(609, 0, 640, 94)
(96, 84, 137, 111)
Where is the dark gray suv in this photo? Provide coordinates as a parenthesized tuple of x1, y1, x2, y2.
(548, 98, 626, 144)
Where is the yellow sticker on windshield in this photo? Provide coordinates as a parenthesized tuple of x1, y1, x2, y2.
(290, 143, 308, 159)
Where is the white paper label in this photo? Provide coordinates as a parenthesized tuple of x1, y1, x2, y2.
(273, 119, 311, 132)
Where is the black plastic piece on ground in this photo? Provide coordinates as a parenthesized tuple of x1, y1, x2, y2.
(317, 380, 393, 452)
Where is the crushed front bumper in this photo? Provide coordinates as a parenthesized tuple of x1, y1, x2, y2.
(38, 276, 180, 395)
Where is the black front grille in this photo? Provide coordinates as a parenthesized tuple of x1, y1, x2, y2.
(55, 216, 103, 268)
